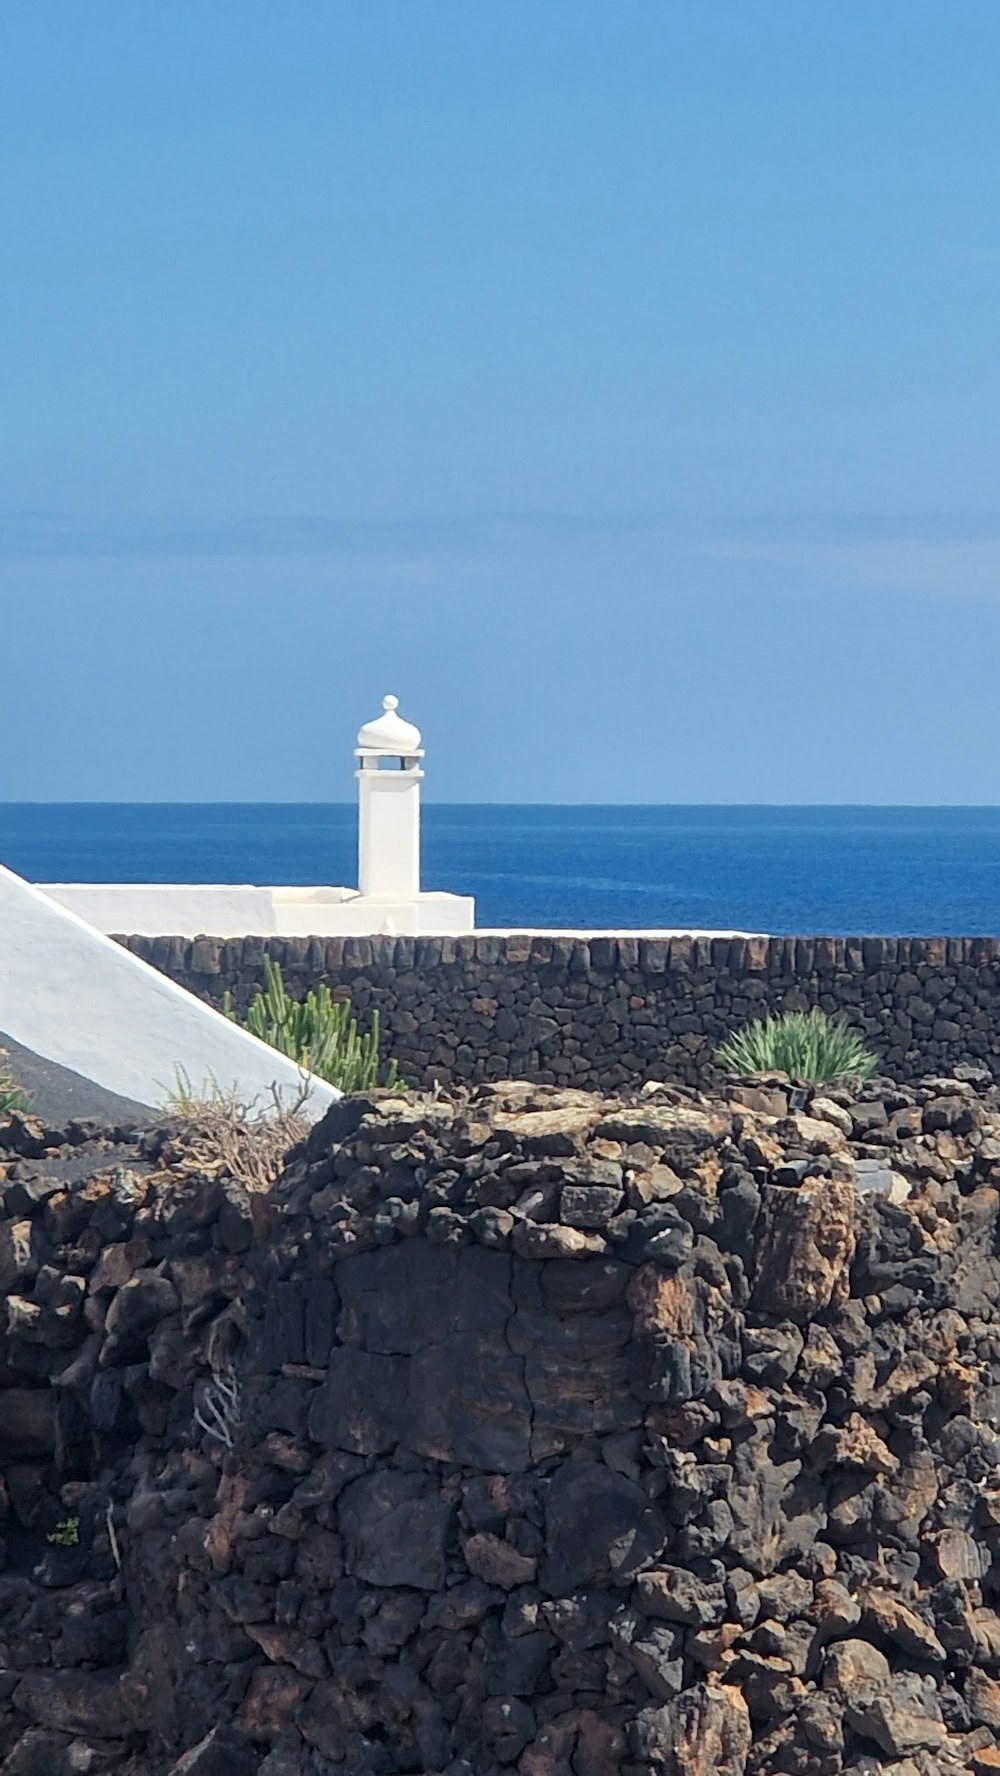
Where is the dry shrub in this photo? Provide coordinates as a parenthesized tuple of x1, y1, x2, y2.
(158, 1073, 311, 1192)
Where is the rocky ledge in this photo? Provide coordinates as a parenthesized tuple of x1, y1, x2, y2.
(3, 1070, 1000, 1774)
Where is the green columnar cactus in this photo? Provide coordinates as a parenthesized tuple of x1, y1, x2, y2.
(224, 958, 403, 1093)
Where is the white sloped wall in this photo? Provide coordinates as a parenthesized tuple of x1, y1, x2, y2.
(0, 864, 337, 1115)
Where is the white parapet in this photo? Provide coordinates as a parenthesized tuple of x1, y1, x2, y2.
(0, 864, 338, 1115)
(41, 883, 285, 938)
(39, 883, 475, 938)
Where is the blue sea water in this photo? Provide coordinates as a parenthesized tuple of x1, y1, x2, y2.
(3, 804, 1000, 936)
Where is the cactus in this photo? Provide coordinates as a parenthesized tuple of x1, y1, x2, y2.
(224, 958, 403, 1094)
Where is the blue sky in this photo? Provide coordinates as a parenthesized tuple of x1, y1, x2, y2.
(3, 2, 1000, 802)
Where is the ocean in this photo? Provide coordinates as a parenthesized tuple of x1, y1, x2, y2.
(2, 803, 1000, 936)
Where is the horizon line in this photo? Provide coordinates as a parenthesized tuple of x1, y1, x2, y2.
(5, 799, 1000, 813)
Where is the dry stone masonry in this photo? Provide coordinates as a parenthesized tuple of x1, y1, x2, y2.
(4, 1071, 1000, 1772)
(117, 932, 1000, 1091)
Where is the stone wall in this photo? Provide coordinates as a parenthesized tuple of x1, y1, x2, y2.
(118, 931, 1000, 1091)
(5, 1074, 1000, 1773)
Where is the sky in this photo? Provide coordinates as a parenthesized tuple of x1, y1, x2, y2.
(3, 1, 1000, 803)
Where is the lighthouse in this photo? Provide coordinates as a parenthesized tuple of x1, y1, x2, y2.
(355, 694, 425, 902)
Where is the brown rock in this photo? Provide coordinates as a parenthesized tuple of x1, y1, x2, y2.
(729, 1653, 806, 1722)
(512, 1221, 607, 1259)
(798, 1694, 844, 1756)
(635, 1567, 728, 1627)
(809, 1097, 853, 1135)
(686, 1623, 743, 1670)
(796, 1324, 842, 1390)
(711, 1379, 774, 1426)
(0, 1218, 37, 1291)
(668, 1682, 752, 1776)
(627, 1163, 684, 1207)
(930, 1527, 990, 1580)
(203, 1473, 250, 1575)
(861, 1589, 946, 1662)
(492, 1105, 599, 1153)
(755, 1571, 814, 1622)
(742, 1117, 790, 1170)
(752, 1179, 856, 1323)
(790, 1112, 849, 1151)
(464, 1531, 537, 1589)
(597, 1105, 730, 1146)
(1, 1112, 49, 1160)
(818, 1412, 898, 1475)
(647, 1400, 719, 1445)
(888, 1449, 940, 1539)
(573, 1709, 627, 1776)
(4, 1295, 42, 1339)
(12, 1673, 138, 1740)
(87, 1237, 152, 1294)
(844, 1673, 948, 1757)
(821, 1638, 891, 1692)
(974, 1607, 1000, 1662)
(938, 1356, 978, 1410)
(628, 1266, 694, 1338)
(236, 1667, 314, 1739)
(730, 1088, 788, 1116)
(967, 1669, 1000, 1730)
(245, 1625, 328, 1678)
(809, 1579, 861, 1636)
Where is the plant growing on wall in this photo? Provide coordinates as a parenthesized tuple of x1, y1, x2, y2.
(158, 1069, 313, 1191)
(47, 1516, 80, 1547)
(224, 958, 403, 1094)
(716, 1008, 877, 1084)
(194, 1364, 242, 1451)
(0, 1050, 30, 1115)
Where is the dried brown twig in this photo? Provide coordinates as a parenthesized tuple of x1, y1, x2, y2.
(156, 1070, 311, 1192)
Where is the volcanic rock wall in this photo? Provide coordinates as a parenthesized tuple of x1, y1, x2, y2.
(117, 931, 1000, 1091)
(4, 1075, 1000, 1773)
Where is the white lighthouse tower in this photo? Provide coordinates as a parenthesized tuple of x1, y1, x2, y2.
(349, 694, 474, 934)
(355, 694, 424, 900)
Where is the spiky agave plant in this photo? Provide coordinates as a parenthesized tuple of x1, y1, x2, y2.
(224, 957, 403, 1094)
(716, 1008, 877, 1084)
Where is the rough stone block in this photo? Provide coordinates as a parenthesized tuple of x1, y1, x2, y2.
(339, 1470, 452, 1588)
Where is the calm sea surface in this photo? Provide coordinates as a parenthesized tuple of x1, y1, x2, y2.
(3, 804, 1000, 935)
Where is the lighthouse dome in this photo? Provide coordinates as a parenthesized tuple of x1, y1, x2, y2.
(356, 695, 423, 756)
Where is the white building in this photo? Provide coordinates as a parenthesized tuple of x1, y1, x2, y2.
(39, 695, 475, 939)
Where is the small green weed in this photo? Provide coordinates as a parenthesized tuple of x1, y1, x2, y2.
(47, 1517, 80, 1547)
